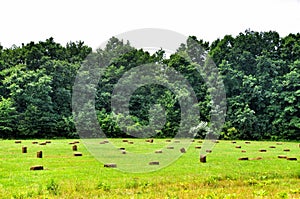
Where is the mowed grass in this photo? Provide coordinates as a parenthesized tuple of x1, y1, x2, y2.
(0, 139, 299, 199)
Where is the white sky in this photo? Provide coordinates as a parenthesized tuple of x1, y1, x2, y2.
(0, 0, 299, 50)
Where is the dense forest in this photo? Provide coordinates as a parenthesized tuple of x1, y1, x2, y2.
(0, 30, 299, 140)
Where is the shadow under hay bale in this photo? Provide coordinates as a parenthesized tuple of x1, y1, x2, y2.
(69, 142, 75, 145)
(149, 161, 159, 165)
(22, 146, 27, 153)
(74, 152, 82, 156)
(155, 150, 163, 153)
(15, 140, 22, 144)
(122, 139, 128, 142)
(235, 146, 241, 149)
(180, 148, 186, 153)
(30, 165, 43, 170)
(39, 142, 46, 146)
(286, 157, 297, 161)
(37, 151, 43, 158)
(72, 145, 77, 151)
(104, 163, 117, 168)
(231, 141, 237, 144)
(283, 149, 290, 152)
(269, 146, 276, 148)
(238, 157, 249, 160)
(119, 147, 125, 150)
(206, 149, 212, 153)
(195, 146, 201, 149)
(167, 146, 174, 149)
(278, 155, 287, 159)
(73, 141, 80, 144)
(32, 141, 38, 144)
(200, 155, 206, 163)
(245, 141, 251, 144)
(197, 140, 203, 143)
(259, 149, 267, 152)
(45, 141, 51, 144)
(121, 150, 126, 154)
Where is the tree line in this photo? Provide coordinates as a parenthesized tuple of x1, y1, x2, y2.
(0, 30, 299, 140)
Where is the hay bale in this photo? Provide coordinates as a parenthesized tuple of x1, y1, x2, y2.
(180, 148, 186, 153)
(103, 140, 109, 143)
(30, 165, 44, 170)
(165, 140, 171, 142)
(195, 146, 202, 149)
(22, 146, 27, 153)
(149, 161, 159, 165)
(69, 142, 75, 145)
(167, 146, 174, 149)
(206, 149, 212, 153)
(121, 150, 126, 154)
(245, 141, 251, 144)
(174, 140, 180, 143)
(104, 163, 117, 168)
(191, 139, 195, 142)
(99, 141, 106, 144)
(39, 142, 46, 145)
(212, 140, 219, 143)
(155, 150, 163, 153)
(235, 146, 241, 148)
(73, 141, 80, 144)
(283, 149, 290, 152)
(146, 139, 154, 143)
(72, 145, 77, 151)
(252, 157, 262, 160)
(74, 152, 82, 156)
(37, 151, 43, 158)
(32, 141, 38, 144)
(128, 141, 134, 144)
(269, 146, 276, 148)
(119, 147, 125, 150)
(278, 155, 287, 159)
(238, 157, 249, 160)
(241, 150, 246, 153)
(231, 141, 237, 144)
(200, 155, 206, 163)
(286, 157, 297, 161)
(276, 142, 283, 145)
(45, 141, 51, 144)
(15, 140, 22, 144)
(197, 140, 203, 143)
(259, 149, 267, 152)
(122, 139, 128, 142)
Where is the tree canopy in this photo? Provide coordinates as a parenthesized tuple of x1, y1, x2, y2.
(0, 31, 299, 140)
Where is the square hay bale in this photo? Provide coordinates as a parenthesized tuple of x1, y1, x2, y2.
(149, 161, 159, 165)
(72, 145, 78, 151)
(37, 151, 43, 158)
(278, 155, 287, 159)
(206, 149, 212, 153)
(104, 163, 117, 168)
(286, 157, 297, 161)
(74, 152, 83, 156)
(200, 155, 206, 163)
(30, 165, 44, 170)
(259, 149, 267, 152)
(238, 157, 249, 161)
(15, 140, 22, 144)
(22, 147, 27, 153)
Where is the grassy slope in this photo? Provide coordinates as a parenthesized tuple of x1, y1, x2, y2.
(0, 139, 299, 198)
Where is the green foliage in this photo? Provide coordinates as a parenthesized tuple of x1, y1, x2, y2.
(0, 31, 299, 140)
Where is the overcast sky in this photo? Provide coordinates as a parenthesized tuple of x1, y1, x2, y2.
(0, 0, 299, 50)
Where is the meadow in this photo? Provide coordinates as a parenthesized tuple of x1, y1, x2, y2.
(0, 139, 299, 199)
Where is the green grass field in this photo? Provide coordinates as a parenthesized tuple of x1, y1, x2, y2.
(0, 139, 299, 199)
